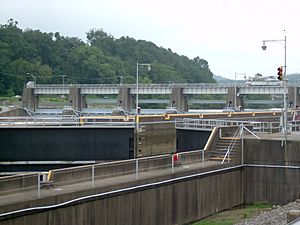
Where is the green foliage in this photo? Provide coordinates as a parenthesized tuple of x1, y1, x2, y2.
(6, 86, 15, 97)
(190, 203, 271, 225)
(0, 19, 215, 95)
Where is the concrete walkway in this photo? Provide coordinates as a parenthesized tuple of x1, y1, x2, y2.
(0, 160, 225, 213)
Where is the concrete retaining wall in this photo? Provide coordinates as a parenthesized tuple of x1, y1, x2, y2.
(0, 168, 243, 225)
(244, 138, 300, 204)
(244, 166, 300, 205)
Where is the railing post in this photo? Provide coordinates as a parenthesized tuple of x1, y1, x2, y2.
(242, 127, 244, 165)
(136, 158, 139, 179)
(171, 154, 174, 173)
(228, 150, 230, 163)
(37, 172, 41, 198)
(92, 165, 95, 188)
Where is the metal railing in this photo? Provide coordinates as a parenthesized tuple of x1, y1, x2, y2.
(0, 150, 206, 198)
(0, 116, 135, 127)
(34, 83, 227, 89)
(0, 173, 41, 197)
(33, 82, 300, 89)
(221, 125, 260, 164)
(175, 118, 282, 134)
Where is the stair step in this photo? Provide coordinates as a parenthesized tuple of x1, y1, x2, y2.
(210, 152, 236, 157)
(210, 157, 232, 162)
(214, 146, 238, 150)
(221, 137, 241, 140)
(209, 157, 224, 161)
(209, 132, 241, 162)
(211, 150, 228, 154)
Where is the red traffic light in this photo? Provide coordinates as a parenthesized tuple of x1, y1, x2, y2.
(277, 66, 283, 81)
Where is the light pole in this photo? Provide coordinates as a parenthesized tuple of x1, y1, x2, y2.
(262, 35, 287, 142)
(26, 72, 36, 85)
(136, 62, 151, 115)
(234, 73, 246, 110)
(135, 62, 151, 158)
(59, 75, 67, 86)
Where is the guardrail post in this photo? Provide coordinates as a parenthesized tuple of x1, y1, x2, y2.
(136, 159, 139, 179)
(37, 172, 41, 198)
(202, 150, 204, 167)
(92, 165, 95, 188)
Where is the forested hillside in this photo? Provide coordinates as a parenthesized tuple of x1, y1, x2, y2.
(0, 19, 215, 95)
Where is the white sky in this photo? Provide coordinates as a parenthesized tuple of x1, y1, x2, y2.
(1, 0, 299, 80)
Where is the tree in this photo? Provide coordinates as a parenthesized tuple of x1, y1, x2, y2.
(0, 19, 216, 95)
(6, 86, 15, 97)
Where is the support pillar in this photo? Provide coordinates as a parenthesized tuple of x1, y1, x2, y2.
(117, 86, 132, 111)
(171, 87, 188, 113)
(68, 87, 86, 110)
(227, 87, 242, 110)
(22, 87, 39, 110)
(288, 86, 300, 108)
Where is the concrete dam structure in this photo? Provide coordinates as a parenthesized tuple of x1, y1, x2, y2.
(0, 110, 283, 171)
(1, 111, 300, 224)
(22, 83, 300, 112)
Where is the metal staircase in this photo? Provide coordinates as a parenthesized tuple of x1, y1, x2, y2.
(209, 124, 260, 163)
(209, 126, 241, 163)
(210, 137, 241, 162)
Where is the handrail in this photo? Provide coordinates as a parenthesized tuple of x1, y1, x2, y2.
(175, 118, 281, 134)
(221, 126, 241, 164)
(221, 125, 260, 164)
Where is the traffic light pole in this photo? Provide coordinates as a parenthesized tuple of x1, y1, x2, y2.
(262, 35, 287, 146)
(283, 35, 287, 146)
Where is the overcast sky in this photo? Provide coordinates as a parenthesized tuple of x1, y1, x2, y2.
(1, 0, 299, 80)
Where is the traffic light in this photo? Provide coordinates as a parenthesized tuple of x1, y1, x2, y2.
(277, 66, 283, 81)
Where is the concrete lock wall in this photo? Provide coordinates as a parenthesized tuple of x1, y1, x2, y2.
(0, 127, 134, 162)
(0, 169, 243, 225)
(137, 122, 176, 158)
(136, 121, 210, 158)
(176, 129, 211, 153)
(244, 138, 300, 205)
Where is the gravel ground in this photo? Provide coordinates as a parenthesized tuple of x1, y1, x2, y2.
(235, 200, 300, 225)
